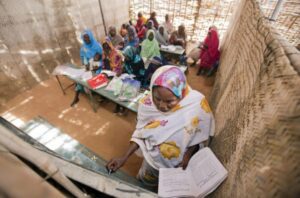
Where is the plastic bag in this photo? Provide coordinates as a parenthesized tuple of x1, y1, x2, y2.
(118, 78, 141, 101)
(105, 76, 123, 96)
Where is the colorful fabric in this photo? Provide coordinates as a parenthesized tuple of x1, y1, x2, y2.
(152, 66, 186, 99)
(123, 45, 140, 61)
(131, 66, 215, 170)
(199, 29, 220, 69)
(102, 37, 124, 74)
(140, 30, 161, 59)
(137, 25, 147, 41)
(123, 46, 145, 78)
(80, 29, 103, 64)
(141, 16, 147, 24)
(135, 18, 145, 32)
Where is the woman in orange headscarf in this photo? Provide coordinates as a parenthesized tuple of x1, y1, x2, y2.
(102, 37, 124, 76)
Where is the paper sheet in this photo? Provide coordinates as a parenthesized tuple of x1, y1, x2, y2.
(158, 148, 228, 198)
(52, 65, 85, 78)
(80, 71, 93, 81)
(101, 70, 116, 77)
(158, 168, 194, 198)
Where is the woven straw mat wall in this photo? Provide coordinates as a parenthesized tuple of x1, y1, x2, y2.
(209, 0, 300, 197)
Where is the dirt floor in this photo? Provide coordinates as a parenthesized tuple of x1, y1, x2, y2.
(0, 65, 215, 177)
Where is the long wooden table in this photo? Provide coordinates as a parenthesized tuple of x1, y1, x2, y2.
(54, 64, 147, 113)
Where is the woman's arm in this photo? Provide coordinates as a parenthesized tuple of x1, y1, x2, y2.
(177, 144, 199, 170)
(106, 142, 139, 172)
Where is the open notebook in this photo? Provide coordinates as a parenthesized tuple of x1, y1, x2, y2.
(158, 147, 227, 198)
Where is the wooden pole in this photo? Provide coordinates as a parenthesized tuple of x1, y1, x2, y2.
(98, 0, 107, 36)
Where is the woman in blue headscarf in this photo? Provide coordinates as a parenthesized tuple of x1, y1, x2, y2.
(80, 29, 103, 67)
(71, 29, 103, 107)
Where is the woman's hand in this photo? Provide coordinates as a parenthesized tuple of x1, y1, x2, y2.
(198, 42, 204, 49)
(92, 66, 98, 71)
(116, 70, 122, 77)
(177, 152, 192, 170)
(106, 156, 128, 172)
(105, 142, 139, 173)
(177, 144, 200, 170)
(85, 64, 90, 71)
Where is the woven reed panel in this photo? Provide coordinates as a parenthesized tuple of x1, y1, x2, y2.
(209, 0, 300, 197)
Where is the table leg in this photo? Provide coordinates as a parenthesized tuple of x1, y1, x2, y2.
(56, 76, 66, 95)
(55, 75, 75, 95)
(87, 90, 98, 113)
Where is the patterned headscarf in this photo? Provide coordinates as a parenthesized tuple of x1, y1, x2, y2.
(131, 66, 214, 171)
(150, 66, 187, 99)
(123, 45, 137, 60)
(102, 37, 123, 73)
(102, 36, 115, 51)
(122, 45, 141, 63)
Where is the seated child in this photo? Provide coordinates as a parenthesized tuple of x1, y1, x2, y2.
(89, 52, 103, 74)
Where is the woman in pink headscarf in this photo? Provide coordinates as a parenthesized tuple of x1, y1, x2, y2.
(197, 26, 220, 76)
(106, 66, 215, 188)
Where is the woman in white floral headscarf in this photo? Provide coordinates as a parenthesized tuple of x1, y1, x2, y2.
(106, 66, 215, 187)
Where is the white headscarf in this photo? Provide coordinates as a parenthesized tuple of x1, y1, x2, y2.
(131, 66, 215, 169)
(155, 25, 169, 46)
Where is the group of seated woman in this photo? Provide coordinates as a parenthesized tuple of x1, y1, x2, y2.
(71, 12, 220, 111)
(133, 11, 220, 76)
(70, 26, 164, 111)
(134, 12, 187, 49)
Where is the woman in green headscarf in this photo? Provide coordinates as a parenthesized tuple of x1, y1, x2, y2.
(140, 30, 161, 69)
